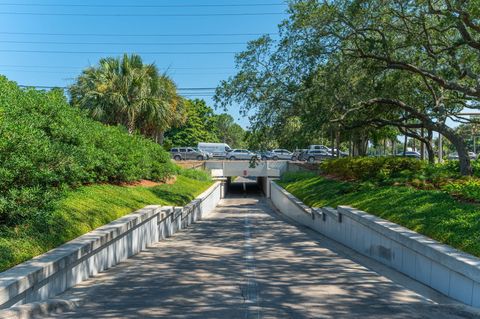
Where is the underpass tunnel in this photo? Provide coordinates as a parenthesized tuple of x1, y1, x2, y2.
(224, 176, 265, 196)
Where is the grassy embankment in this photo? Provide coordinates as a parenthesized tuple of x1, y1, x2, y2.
(0, 76, 214, 272)
(0, 174, 213, 272)
(278, 170, 480, 257)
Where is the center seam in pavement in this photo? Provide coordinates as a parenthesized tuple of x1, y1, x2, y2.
(243, 209, 261, 319)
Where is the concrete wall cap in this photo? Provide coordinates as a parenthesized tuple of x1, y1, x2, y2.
(0, 205, 161, 304)
(336, 205, 480, 283)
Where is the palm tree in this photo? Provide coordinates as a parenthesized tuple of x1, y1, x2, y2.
(138, 74, 187, 144)
(70, 54, 184, 140)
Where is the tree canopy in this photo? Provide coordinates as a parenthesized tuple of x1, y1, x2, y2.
(164, 99, 246, 149)
(69, 54, 185, 143)
(216, 0, 480, 175)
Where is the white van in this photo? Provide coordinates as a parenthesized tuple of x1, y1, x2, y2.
(197, 142, 232, 158)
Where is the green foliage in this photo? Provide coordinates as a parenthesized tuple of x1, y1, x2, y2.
(0, 176, 213, 272)
(320, 157, 426, 182)
(0, 76, 176, 226)
(214, 113, 246, 148)
(164, 99, 246, 149)
(441, 179, 480, 202)
(177, 168, 212, 182)
(279, 174, 480, 257)
(164, 99, 219, 148)
(70, 54, 185, 138)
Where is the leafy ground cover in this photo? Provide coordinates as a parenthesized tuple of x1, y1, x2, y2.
(321, 157, 480, 203)
(278, 171, 480, 257)
(0, 172, 213, 272)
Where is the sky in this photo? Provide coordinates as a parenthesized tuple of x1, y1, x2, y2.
(0, 0, 288, 129)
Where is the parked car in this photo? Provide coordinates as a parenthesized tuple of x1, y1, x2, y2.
(197, 142, 232, 159)
(304, 149, 334, 163)
(330, 148, 349, 157)
(259, 150, 275, 160)
(293, 149, 308, 161)
(447, 152, 477, 160)
(397, 151, 421, 159)
(225, 149, 258, 160)
(171, 147, 209, 161)
(308, 145, 330, 152)
(308, 145, 347, 157)
(271, 149, 295, 160)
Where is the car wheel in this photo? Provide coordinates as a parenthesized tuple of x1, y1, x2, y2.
(308, 156, 315, 163)
(174, 155, 181, 161)
(196, 155, 204, 161)
(272, 156, 278, 161)
(291, 156, 297, 161)
(230, 156, 236, 161)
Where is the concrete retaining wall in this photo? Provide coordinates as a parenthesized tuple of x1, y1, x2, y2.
(0, 182, 222, 310)
(270, 181, 480, 308)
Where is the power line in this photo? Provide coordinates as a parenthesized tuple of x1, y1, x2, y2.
(0, 64, 235, 70)
(0, 31, 276, 37)
(0, 3, 286, 8)
(0, 49, 238, 54)
(18, 84, 217, 91)
(0, 11, 285, 17)
(0, 69, 233, 75)
(0, 40, 248, 46)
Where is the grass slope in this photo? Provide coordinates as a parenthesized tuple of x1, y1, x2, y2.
(278, 173, 480, 257)
(0, 176, 212, 272)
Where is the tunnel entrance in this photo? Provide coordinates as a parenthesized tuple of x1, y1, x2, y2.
(225, 176, 266, 197)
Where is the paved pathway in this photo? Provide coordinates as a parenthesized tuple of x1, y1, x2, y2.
(42, 188, 476, 318)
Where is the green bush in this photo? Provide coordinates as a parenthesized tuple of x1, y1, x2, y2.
(320, 157, 426, 182)
(0, 76, 176, 226)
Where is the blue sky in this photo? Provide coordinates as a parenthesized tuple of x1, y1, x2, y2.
(0, 1, 288, 128)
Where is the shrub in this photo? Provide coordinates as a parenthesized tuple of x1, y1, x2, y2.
(320, 157, 425, 182)
(0, 76, 177, 225)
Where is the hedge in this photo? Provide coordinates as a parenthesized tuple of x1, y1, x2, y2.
(0, 76, 177, 226)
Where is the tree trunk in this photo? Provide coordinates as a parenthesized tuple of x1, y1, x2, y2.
(420, 128, 425, 160)
(157, 131, 165, 145)
(336, 130, 340, 157)
(403, 135, 407, 156)
(426, 129, 434, 164)
(440, 127, 472, 175)
(392, 139, 396, 156)
(349, 135, 353, 157)
(331, 129, 335, 157)
(425, 140, 435, 164)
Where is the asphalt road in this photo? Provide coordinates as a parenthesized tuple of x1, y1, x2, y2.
(41, 183, 477, 318)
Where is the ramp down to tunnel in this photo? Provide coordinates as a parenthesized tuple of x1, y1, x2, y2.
(40, 194, 472, 319)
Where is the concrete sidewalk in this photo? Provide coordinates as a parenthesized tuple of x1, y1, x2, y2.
(39, 195, 476, 318)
